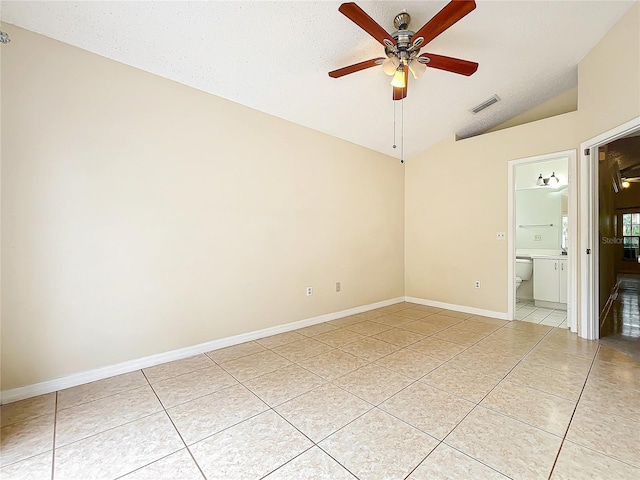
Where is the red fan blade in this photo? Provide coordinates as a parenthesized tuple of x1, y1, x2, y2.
(412, 0, 476, 47)
(392, 66, 409, 100)
(419, 53, 478, 76)
(339, 2, 395, 46)
(328, 58, 384, 78)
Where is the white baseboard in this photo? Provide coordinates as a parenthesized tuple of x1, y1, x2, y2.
(404, 296, 509, 320)
(0, 297, 404, 404)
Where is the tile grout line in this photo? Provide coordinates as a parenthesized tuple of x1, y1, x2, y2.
(394, 320, 548, 479)
(407, 442, 516, 480)
(0, 402, 64, 473)
(55, 383, 148, 413)
(288, 315, 519, 479)
(313, 447, 363, 480)
(264, 408, 365, 479)
(242, 371, 371, 479)
(245, 332, 426, 479)
(50, 391, 58, 480)
(219, 317, 578, 476)
(52, 362, 340, 469)
(260, 309, 470, 363)
(50, 377, 250, 452)
(279, 314, 517, 424)
(152, 368, 296, 452)
(431, 325, 561, 478)
(56, 383, 152, 414)
(546, 342, 602, 480)
(20, 306, 580, 479)
(3, 310, 576, 478)
(378, 317, 513, 478)
(144, 360, 216, 386)
(316, 444, 365, 480)
(139, 368, 208, 480)
(34, 405, 163, 457)
(49, 372, 234, 453)
(262, 351, 382, 479)
(254, 445, 316, 480)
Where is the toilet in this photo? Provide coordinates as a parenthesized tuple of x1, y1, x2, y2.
(515, 257, 533, 291)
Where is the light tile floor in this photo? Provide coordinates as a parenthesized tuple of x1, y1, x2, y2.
(2, 302, 640, 479)
(515, 299, 568, 327)
(600, 274, 640, 363)
(601, 274, 640, 339)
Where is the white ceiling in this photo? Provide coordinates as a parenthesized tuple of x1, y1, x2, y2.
(1, 1, 635, 159)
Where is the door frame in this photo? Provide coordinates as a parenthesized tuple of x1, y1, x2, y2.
(507, 150, 578, 331)
(579, 116, 640, 340)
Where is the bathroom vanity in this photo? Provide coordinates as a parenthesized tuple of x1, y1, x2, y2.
(532, 255, 568, 309)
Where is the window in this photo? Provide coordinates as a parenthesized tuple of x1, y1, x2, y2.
(622, 213, 640, 260)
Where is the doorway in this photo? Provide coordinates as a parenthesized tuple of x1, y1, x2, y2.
(507, 150, 578, 332)
(580, 116, 640, 340)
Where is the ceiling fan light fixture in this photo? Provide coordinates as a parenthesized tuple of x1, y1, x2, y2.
(382, 57, 400, 75)
(329, 1, 479, 101)
(622, 180, 631, 189)
(409, 60, 426, 79)
(390, 67, 406, 88)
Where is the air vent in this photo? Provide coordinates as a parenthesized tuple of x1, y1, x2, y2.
(470, 94, 500, 114)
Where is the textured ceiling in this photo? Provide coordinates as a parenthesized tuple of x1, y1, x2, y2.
(1, 1, 635, 159)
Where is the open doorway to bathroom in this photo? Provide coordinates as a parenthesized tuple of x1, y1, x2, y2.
(507, 150, 578, 331)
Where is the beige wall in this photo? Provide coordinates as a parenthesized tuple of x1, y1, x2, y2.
(405, 114, 578, 312)
(489, 87, 578, 133)
(1, 2, 638, 393)
(578, 2, 640, 140)
(1, 25, 404, 390)
(405, 2, 639, 317)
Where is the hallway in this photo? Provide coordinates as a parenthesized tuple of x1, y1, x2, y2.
(600, 274, 640, 362)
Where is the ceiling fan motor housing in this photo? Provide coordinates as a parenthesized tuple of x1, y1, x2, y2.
(388, 14, 415, 65)
(393, 12, 411, 30)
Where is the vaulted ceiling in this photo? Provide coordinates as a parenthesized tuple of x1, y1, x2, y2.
(1, 1, 635, 158)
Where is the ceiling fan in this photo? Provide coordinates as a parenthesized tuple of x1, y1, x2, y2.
(621, 163, 640, 186)
(329, 0, 479, 100)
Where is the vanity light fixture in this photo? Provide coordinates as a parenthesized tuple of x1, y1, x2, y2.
(536, 172, 561, 186)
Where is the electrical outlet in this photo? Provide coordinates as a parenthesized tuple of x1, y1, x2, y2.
(496, 232, 506, 240)
(336, 282, 341, 292)
(475, 281, 481, 289)
(534, 235, 542, 241)
(306, 286, 313, 296)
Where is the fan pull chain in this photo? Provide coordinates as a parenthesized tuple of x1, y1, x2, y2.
(391, 99, 404, 164)
(401, 97, 405, 164)
(392, 100, 397, 150)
